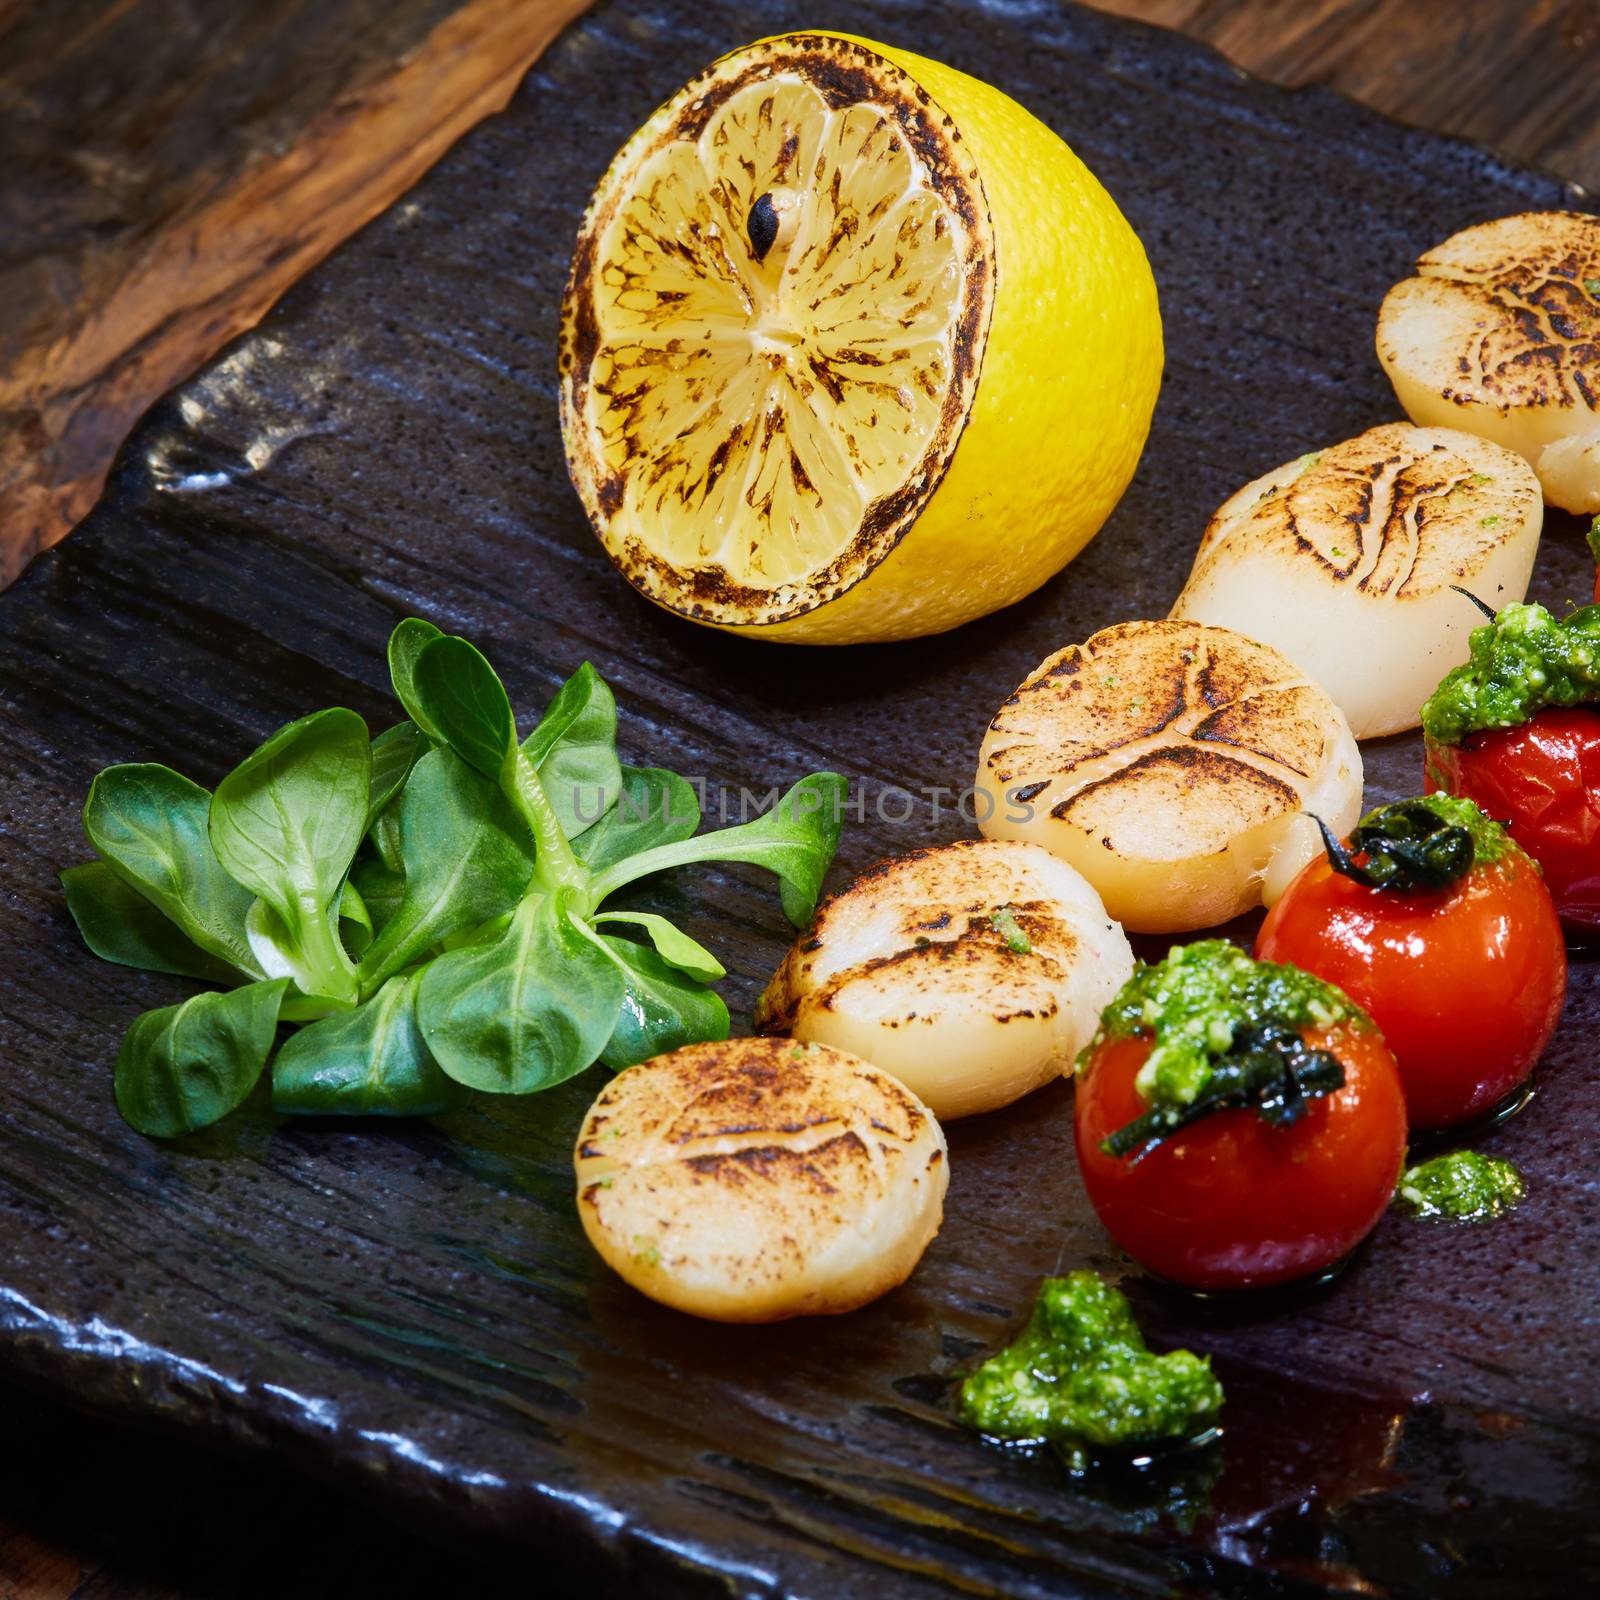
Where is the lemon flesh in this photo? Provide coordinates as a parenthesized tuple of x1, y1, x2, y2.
(560, 33, 1162, 643)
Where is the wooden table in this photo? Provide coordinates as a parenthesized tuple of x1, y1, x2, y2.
(0, 1, 1596, 1594)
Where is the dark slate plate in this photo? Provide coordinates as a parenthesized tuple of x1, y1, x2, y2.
(2, 1, 1598, 1594)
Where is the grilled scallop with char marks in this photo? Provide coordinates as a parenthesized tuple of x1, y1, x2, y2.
(1171, 423, 1541, 738)
(975, 620, 1362, 933)
(574, 1037, 947, 1322)
(1377, 211, 1600, 514)
(756, 838, 1133, 1120)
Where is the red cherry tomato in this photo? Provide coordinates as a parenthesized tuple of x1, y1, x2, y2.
(1257, 848, 1565, 1129)
(1425, 708, 1600, 933)
(1074, 1026, 1407, 1291)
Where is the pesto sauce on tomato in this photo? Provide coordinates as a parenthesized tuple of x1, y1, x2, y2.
(1358, 792, 1513, 868)
(1422, 602, 1600, 746)
(1396, 1150, 1525, 1222)
(1080, 940, 1365, 1108)
(958, 1272, 1223, 1468)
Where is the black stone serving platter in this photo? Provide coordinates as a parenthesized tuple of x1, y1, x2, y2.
(2, 0, 1598, 1593)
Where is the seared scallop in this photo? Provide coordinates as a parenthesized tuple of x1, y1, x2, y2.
(1377, 212, 1600, 513)
(756, 839, 1133, 1120)
(975, 620, 1362, 932)
(1171, 423, 1541, 738)
(574, 1037, 947, 1322)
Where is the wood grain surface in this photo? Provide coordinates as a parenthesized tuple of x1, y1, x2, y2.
(0, 4, 1597, 1598)
(1087, 0, 1600, 192)
(0, 0, 589, 589)
(0, 0, 1595, 1596)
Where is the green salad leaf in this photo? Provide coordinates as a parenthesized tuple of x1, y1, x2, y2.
(523, 662, 623, 837)
(405, 635, 517, 785)
(337, 877, 375, 959)
(83, 764, 261, 977)
(65, 618, 848, 1138)
(61, 861, 241, 985)
(586, 770, 846, 926)
(571, 765, 700, 872)
(418, 892, 624, 1094)
(366, 721, 422, 830)
(593, 934, 730, 1071)
(401, 632, 588, 896)
(355, 747, 532, 993)
(272, 971, 463, 1117)
(386, 618, 444, 742)
(349, 856, 405, 935)
(115, 978, 290, 1138)
(592, 911, 725, 982)
(211, 708, 370, 1006)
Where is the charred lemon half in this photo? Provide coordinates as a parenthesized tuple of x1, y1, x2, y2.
(559, 32, 1161, 643)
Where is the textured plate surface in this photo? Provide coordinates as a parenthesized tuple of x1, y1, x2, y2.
(2, 1, 1599, 1594)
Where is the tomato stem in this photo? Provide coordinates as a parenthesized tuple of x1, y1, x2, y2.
(1314, 799, 1476, 894)
(1103, 1021, 1345, 1162)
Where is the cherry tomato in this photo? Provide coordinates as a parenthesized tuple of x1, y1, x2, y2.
(1426, 708, 1600, 933)
(1257, 847, 1565, 1129)
(1074, 1026, 1407, 1291)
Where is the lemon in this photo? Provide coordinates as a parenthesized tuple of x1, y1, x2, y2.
(559, 32, 1162, 644)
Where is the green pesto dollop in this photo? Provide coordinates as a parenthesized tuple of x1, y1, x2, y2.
(1080, 940, 1364, 1109)
(1587, 514, 1600, 568)
(1421, 601, 1600, 746)
(1396, 1151, 1525, 1222)
(958, 1272, 1223, 1468)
